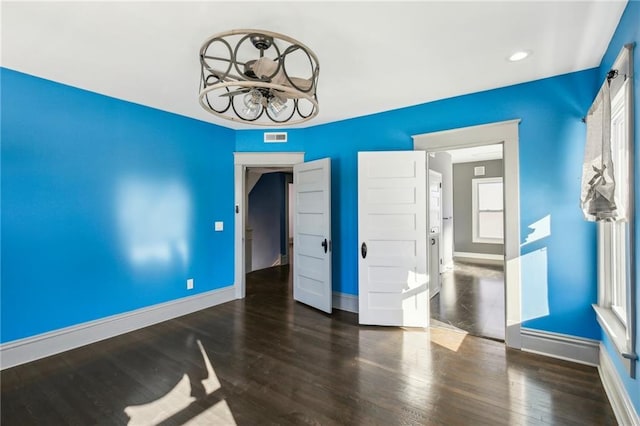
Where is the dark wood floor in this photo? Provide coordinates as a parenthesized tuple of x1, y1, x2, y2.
(431, 260, 505, 340)
(2, 265, 615, 425)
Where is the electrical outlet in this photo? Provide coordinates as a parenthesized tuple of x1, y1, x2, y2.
(187, 278, 194, 290)
(215, 221, 223, 231)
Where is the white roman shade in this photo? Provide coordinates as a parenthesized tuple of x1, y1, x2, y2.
(581, 45, 633, 222)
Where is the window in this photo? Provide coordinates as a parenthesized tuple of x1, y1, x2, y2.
(606, 85, 629, 326)
(591, 44, 636, 378)
(472, 177, 503, 244)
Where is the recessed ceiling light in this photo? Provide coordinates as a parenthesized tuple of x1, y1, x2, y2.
(508, 50, 531, 62)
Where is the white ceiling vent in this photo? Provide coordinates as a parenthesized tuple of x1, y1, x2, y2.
(264, 132, 288, 143)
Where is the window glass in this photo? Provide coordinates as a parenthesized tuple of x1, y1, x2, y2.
(478, 182, 503, 210)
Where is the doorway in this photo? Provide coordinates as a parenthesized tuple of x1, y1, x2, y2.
(234, 153, 304, 299)
(234, 153, 333, 314)
(413, 119, 522, 349)
(245, 167, 292, 274)
(428, 145, 506, 341)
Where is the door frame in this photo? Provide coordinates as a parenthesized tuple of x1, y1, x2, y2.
(413, 119, 522, 349)
(233, 152, 305, 299)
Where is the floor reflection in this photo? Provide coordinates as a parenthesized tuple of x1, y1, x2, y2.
(430, 260, 505, 340)
(429, 326, 468, 352)
(124, 339, 235, 425)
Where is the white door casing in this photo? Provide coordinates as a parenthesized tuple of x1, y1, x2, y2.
(358, 151, 429, 327)
(293, 158, 332, 313)
(413, 119, 521, 349)
(234, 152, 305, 300)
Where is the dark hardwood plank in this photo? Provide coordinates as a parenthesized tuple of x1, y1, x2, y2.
(431, 260, 506, 340)
(1, 265, 616, 425)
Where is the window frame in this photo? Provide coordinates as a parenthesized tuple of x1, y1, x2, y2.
(592, 46, 637, 378)
(471, 176, 504, 244)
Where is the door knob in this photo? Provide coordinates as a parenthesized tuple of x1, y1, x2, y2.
(321, 238, 328, 253)
(361, 242, 367, 259)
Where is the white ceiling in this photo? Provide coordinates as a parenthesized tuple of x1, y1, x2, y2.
(1, 1, 627, 130)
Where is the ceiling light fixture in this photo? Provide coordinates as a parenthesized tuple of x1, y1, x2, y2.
(199, 29, 320, 126)
(508, 50, 531, 62)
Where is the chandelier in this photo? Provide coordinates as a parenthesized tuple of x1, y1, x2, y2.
(198, 29, 320, 126)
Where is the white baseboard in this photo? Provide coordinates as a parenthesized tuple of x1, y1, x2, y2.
(598, 343, 640, 426)
(0, 286, 236, 370)
(333, 292, 358, 313)
(520, 328, 600, 366)
(453, 251, 504, 262)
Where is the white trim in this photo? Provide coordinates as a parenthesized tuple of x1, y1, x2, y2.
(234, 152, 305, 300)
(598, 342, 640, 426)
(594, 43, 636, 380)
(234, 152, 304, 166)
(453, 251, 504, 261)
(0, 286, 235, 370)
(414, 119, 521, 146)
(594, 304, 636, 375)
(332, 292, 358, 313)
(414, 119, 521, 349)
(505, 255, 522, 348)
(520, 328, 600, 366)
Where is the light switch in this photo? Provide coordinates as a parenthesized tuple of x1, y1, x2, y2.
(215, 221, 224, 231)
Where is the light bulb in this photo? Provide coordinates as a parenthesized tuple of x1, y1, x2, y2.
(267, 95, 288, 117)
(242, 90, 263, 118)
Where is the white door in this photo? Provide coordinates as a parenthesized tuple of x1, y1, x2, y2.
(293, 158, 332, 313)
(358, 151, 428, 327)
(428, 170, 443, 297)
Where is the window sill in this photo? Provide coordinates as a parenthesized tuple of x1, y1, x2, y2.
(593, 304, 638, 377)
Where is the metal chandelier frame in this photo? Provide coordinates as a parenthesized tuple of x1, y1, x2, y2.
(199, 29, 320, 126)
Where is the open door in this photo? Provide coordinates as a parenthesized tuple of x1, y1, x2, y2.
(358, 151, 428, 326)
(293, 158, 332, 313)
(428, 169, 443, 298)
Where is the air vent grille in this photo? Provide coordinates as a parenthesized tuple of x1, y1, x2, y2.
(264, 132, 288, 143)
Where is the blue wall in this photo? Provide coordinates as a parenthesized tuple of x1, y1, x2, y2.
(1, 68, 236, 343)
(597, 0, 640, 414)
(248, 172, 286, 271)
(237, 67, 600, 339)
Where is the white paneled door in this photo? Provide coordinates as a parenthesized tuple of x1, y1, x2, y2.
(429, 169, 443, 298)
(358, 151, 428, 327)
(293, 158, 332, 313)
